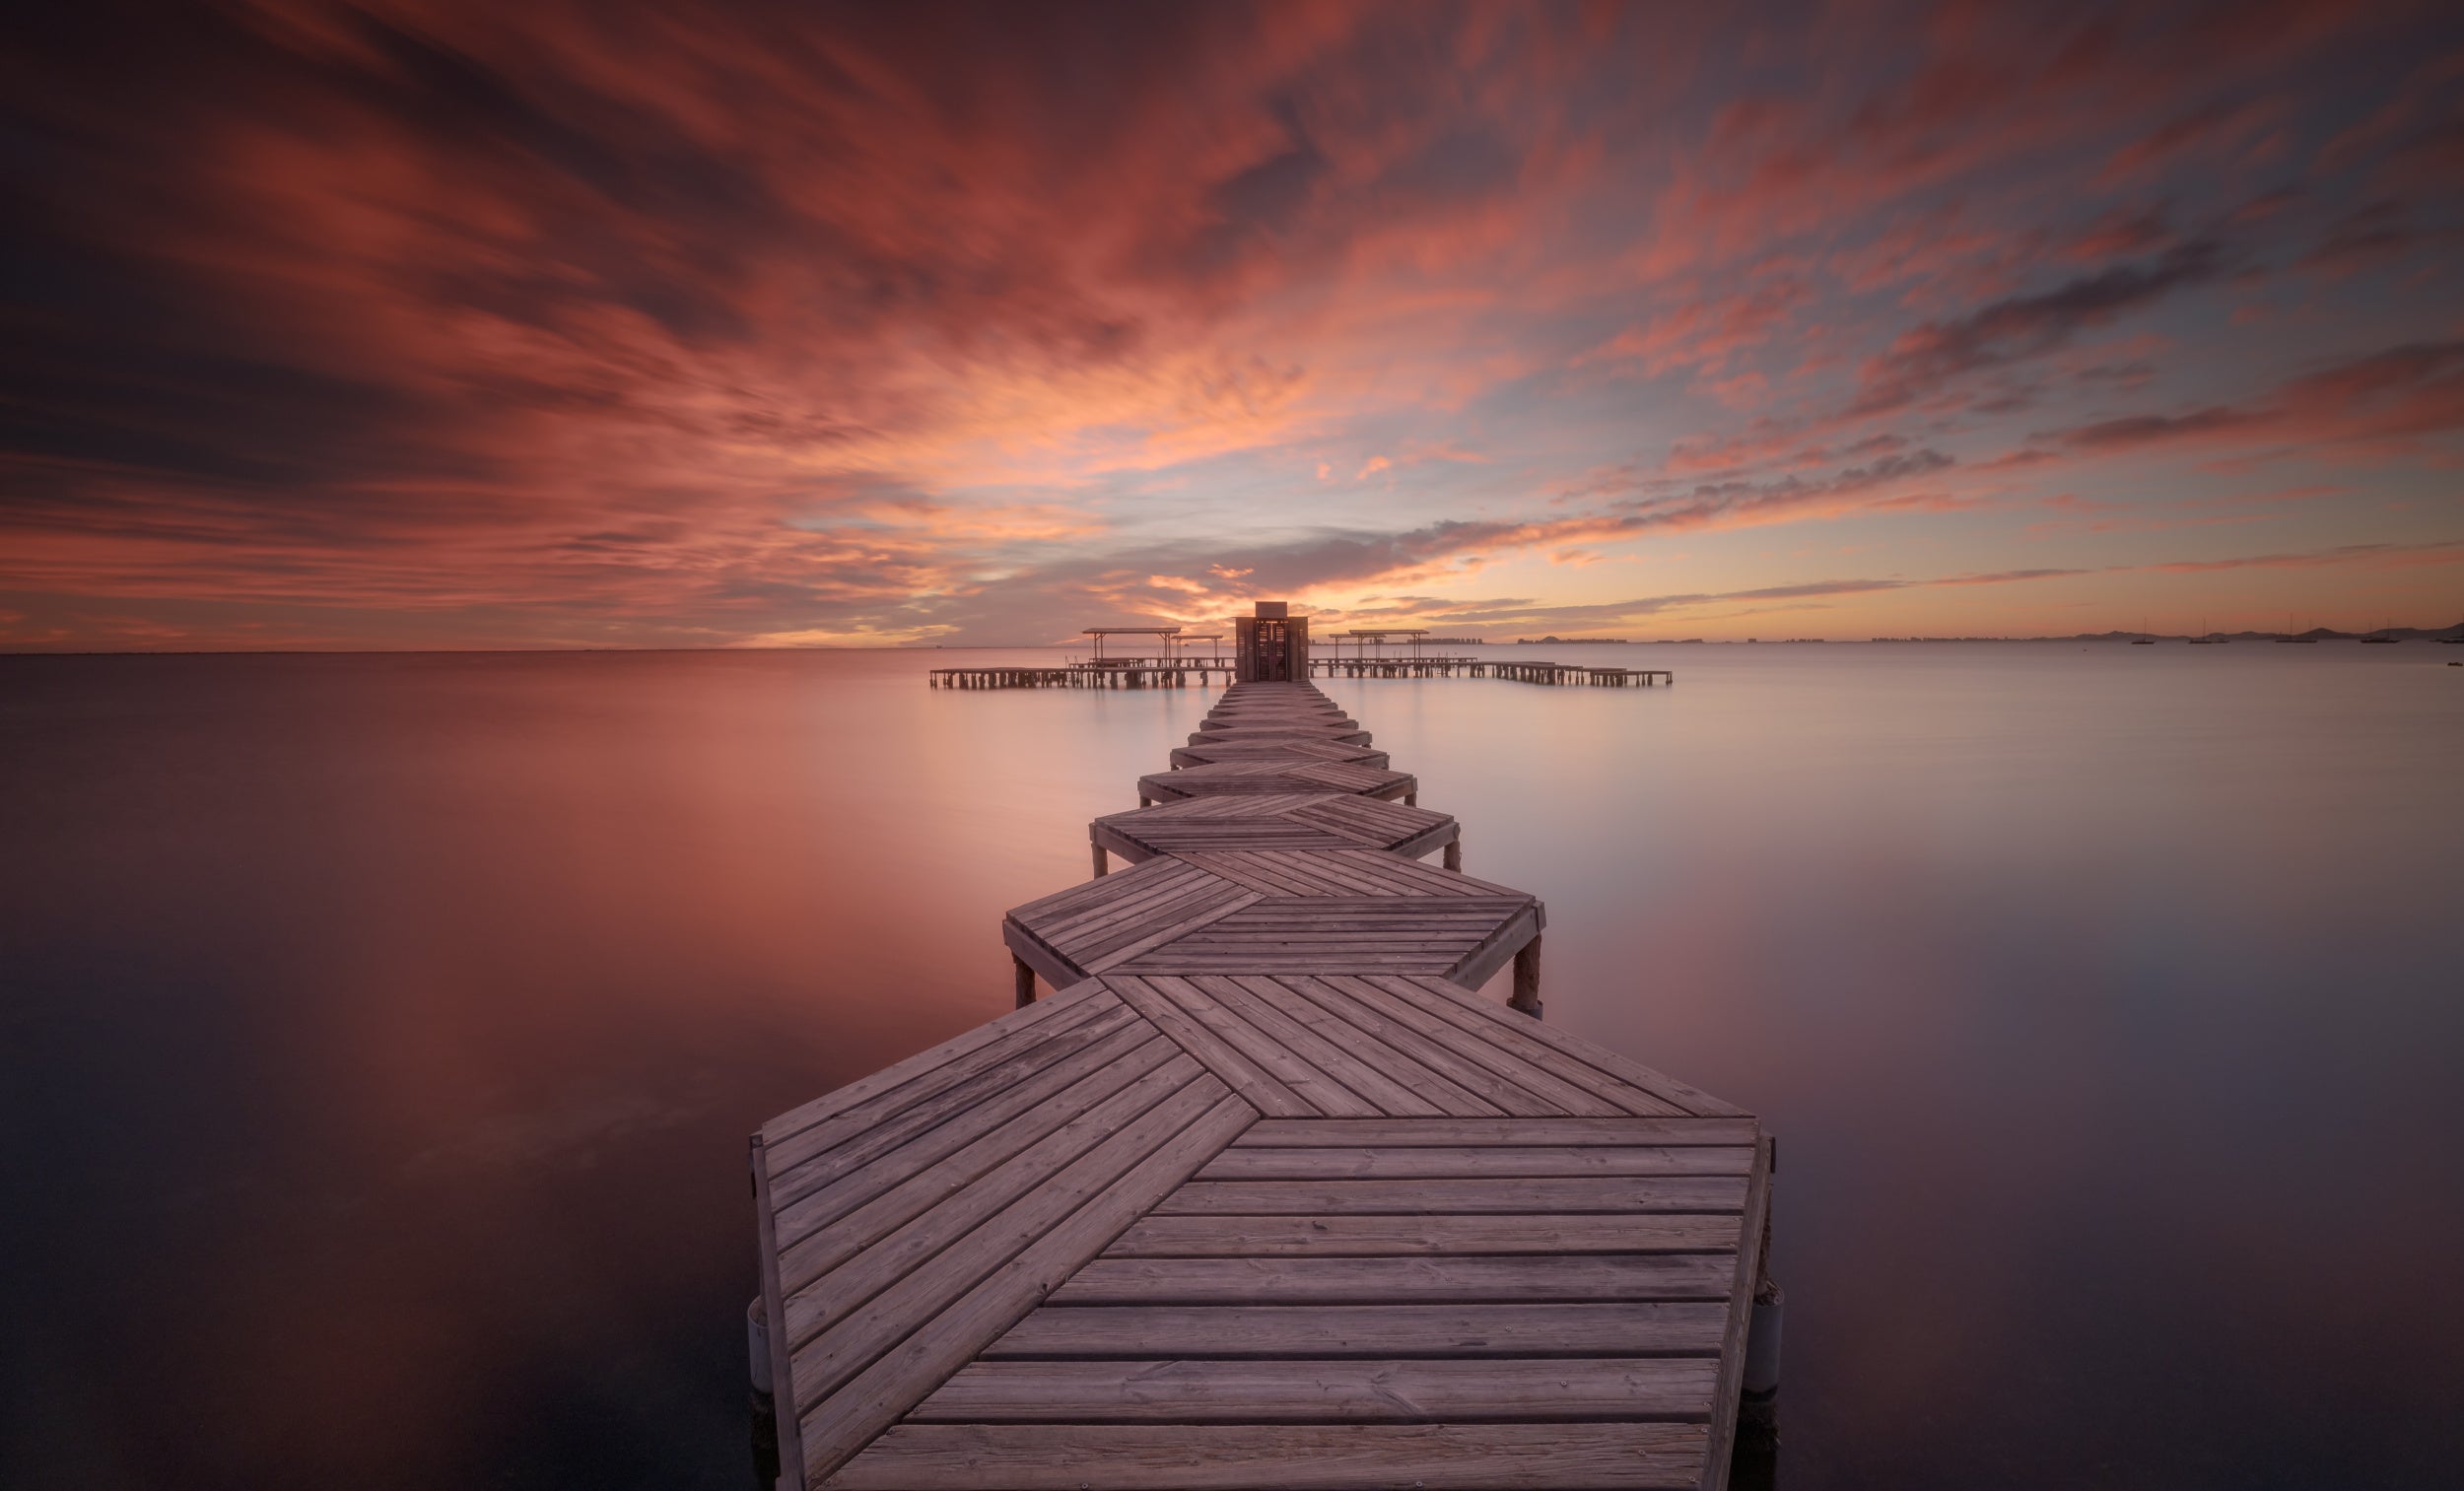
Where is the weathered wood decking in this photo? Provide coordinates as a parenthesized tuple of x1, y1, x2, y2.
(1139, 758, 1419, 807)
(1003, 849, 1543, 997)
(754, 679, 1765, 1491)
(1193, 720, 1377, 744)
(1090, 793, 1460, 873)
(1169, 737, 1394, 770)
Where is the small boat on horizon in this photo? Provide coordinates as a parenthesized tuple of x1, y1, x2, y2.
(2189, 617, 2217, 644)
(2132, 617, 2155, 644)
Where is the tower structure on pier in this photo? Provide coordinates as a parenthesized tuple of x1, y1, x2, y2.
(1233, 600, 1310, 682)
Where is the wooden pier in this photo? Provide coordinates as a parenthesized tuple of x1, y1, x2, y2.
(754, 611, 1764, 1491)
(931, 662, 1234, 688)
(927, 647, 1671, 690)
(1476, 661, 1673, 687)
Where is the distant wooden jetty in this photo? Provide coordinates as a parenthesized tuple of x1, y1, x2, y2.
(931, 662, 1232, 688)
(754, 603, 1765, 1491)
(931, 657, 1670, 688)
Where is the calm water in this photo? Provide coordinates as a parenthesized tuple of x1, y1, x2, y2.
(3, 644, 2459, 1489)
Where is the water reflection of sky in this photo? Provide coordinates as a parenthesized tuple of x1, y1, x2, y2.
(3, 646, 2458, 1488)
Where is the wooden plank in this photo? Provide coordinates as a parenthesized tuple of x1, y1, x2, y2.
(1216, 975, 1499, 1118)
(1013, 859, 1229, 943)
(777, 1015, 1163, 1243)
(1001, 859, 1202, 939)
(1285, 798, 1455, 858)
(758, 979, 1116, 1149)
(1120, 903, 1542, 984)
(1105, 1212, 1745, 1256)
(780, 1053, 1212, 1347)
(1362, 975, 1702, 1118)
(1189, 974, 1445, 1118)
(1025, 862, 1252, 941)
(826, 1421, 1709, 1489)
(1194, 1144, 1756, 1180)
(986, 1301, 1735, 1350)
(1387, 974, 1748, 1118)
(1009, 875, 1265, 978)
(1024, 869, 1250, 956)
(770, 1001, 1146, 1213)
(1196, 725, 1373, 744)
(777, 1032, 1179, 1280)
(1047, 1253, 1738, 1305)
(985, 1302, 1731, 1359)
(1137, 974, 1383, 1118)
(1698, 1133, 1773, 1491)
(1155, 1176, 1748, 1215)
(1002, 917, 1085, 992)
(1072, 889, 1264, 975)
(765, 990, 1125, 1177)
(1447, 901, 1547, 994)
(911, 1356, 1721, 1422)
(1266, 975, 1592, 1118)
(1262, 974, 1632, 1117)
(1103, 976, 1313, 1118)
(1193, 849, 1399, 897)
(1235, 1117, 1757, 1147)
(1176, 740, 1379, 760)
(1104, 820, 1355, 856)
(1172, 742, 1391, 770)
(796, 1092, 1256, 1479)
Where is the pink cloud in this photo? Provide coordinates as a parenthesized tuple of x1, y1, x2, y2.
(3, 1, 2459, 647)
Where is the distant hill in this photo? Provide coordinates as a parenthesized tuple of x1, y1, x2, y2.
(2055, 625, 2464, 642)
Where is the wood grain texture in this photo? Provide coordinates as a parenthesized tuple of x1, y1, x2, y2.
(826, 1422, 1711, 1490)
(1154, 1176, 1749, 1215)
(795, 1089, 1255, 1478)
(1235, 1117, 1757, 1147)
(1104, 976, 1315, 1118)
(1048, 1253, 1739, 1305)
(984, 1302, 1731, 1358)
(911, 1356, 1721, 1422)
(1105, 1211, 1745, 1257)
(1195, 1143, 1756, 1180)
(758, 979, 1117, 1150)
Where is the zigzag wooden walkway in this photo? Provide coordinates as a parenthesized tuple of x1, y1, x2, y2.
(754, 680, 1767, 1490)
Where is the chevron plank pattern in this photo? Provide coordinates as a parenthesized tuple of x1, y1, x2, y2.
(755, 677, 1766, 1491)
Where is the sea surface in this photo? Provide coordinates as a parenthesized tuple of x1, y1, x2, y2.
(3, 643, 2459, 1490)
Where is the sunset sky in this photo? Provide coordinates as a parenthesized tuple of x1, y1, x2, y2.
(4, 0, 2461, 647)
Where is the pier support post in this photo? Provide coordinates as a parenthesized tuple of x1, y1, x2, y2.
(1013, 955, 1037, 1008)
(747, 1293, 781, 1487)
(1510, 933, 1542, 1018)
(1403, 791, 1417, 807)
(1742, 1185, 1782, 1433)
(1744, 1278, 1783, 1419)
(1443, 837, 1463, 873)
(1092, 844, 1108, 877)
